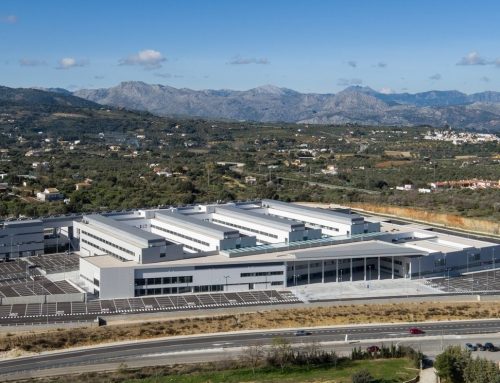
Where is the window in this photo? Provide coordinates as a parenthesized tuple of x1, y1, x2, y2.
(241, 271, 284, 277)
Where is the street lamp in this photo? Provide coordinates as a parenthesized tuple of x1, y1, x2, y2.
(223, 275, 230, 292)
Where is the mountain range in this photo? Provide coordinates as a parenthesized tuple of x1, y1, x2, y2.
(74, 82, 500, 131)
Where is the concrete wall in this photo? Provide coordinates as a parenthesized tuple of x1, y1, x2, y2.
(0, 292, 84, 306)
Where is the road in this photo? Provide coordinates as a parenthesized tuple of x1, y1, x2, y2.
(1, 319, 500, 380)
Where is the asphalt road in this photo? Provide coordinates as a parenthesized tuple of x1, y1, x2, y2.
(1, 319, 500, 379)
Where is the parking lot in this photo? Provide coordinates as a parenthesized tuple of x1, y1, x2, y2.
(0, 290, 300, 323)
(0, 277, 79, 298)
(26, 253, 80, 274)
(0, 259, 30, 282)
(426, 269, 500, 293)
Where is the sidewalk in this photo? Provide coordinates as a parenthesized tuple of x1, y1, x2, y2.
(420, 368, 438, 383)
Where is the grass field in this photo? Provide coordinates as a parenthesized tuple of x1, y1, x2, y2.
(123, 359, 417, 383)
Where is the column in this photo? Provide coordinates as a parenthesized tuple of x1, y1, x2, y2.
(336, 259, 339, 282)
(307, 261, 310, 284)
(378, 257, 381, 280)
(391, 258, 395, 279)
(408, 261, 412, 280)
(350, 258, 353, 281)
(363, 258, 367, 281)
(321, 260, 325, 283)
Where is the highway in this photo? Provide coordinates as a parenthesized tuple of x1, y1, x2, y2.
(1, 319, 500, 380)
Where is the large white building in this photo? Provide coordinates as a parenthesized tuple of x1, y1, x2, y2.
(1, 200, 499, 300)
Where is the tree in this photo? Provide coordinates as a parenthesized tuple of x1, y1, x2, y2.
(352, 369, 374, 383)
(434, 346, 471, 383)
(240, 343, 265, 374)
(463, 357, 500, 383)
(267, 337, 292, 372)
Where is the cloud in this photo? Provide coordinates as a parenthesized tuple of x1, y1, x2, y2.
(337, 78, 363, 86)
(429, 73, 442, 80)
(376, 62, 387, 68)
(19, 58, 47, 67)
(154, 72, 183, 79)
(228, 55, 270, 65)
(480, 76, 490, 82)
(1, 15, 17, 24)
(457, 51, 488, 66)
(94, 75, 105, 80)
(379, 87, 394, 94)
(56, 57, 89, 69)
(119, 49, 166, 69)
(495, 58, 500, 67)
(347, 60, 357, 68)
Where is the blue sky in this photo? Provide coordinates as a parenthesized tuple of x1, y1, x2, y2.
(1, 0, 499, 93)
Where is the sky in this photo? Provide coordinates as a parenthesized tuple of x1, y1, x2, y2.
(0, 0, 499, 94)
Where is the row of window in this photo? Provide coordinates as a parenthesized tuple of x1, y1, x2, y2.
(380, 257, 403, 265)
(151, 224, 210, 247)
(81, 230, 134, 256)
(135, 286, 192, 296)
(81, 238, 129, 262)
(0, 240, 43, 247)
(241, 271, 284, 277)
(269, 213, 340, 232)
(135, 275, 193, 286)
(80, 273, 100, 287)
(212, 218, 279, 239)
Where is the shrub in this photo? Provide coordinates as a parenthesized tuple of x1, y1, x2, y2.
(352, 369, 374, 383)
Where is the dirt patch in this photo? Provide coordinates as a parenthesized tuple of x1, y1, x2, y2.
(350, 203, 500, 235)
(1, 301, 499, 353)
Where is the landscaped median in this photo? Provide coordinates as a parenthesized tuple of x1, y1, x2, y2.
(21, 342, 421, 383)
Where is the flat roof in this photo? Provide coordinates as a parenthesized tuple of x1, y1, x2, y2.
(2, 219, 43, 228)
(215, 206, 304, 231)
(403, 240, 460, 254)
(84, 215, 165, 247)
(81, 240, 425, 269)
(154, 211, 239, 239)
(262, 199, 364, 224)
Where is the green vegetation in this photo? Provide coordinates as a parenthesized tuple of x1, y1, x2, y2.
(122, 359, 414, 383)
(1, 97, 499, 222)
(29, 341, 419, 383)
(434, 345, 500, 383)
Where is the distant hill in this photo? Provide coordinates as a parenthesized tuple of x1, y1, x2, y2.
(0, 86, 100, 109)
(74, 82, 500, 131)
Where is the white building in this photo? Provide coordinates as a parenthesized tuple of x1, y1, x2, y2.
(150, 210, 256, 253)
(261, 199, 379, 236)
(210, 205, 322, 244)
(1, 200, 499, 300)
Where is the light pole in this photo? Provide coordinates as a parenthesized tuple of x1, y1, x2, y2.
(418, 258, 421, 280)
(447, 268, 450, 292)
(223, 275, 230, 292)
(493, 248, 496, 283)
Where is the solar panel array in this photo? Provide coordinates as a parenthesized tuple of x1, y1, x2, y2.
(425, 269, 500, 293)
(0, 290, 301, 321)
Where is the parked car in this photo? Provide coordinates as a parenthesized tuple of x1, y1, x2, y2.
(367, 345, 380, 353)
(409, 327, 425, 334)
(465, 343, 477, 351)
(483, 342, 497, 351)
(475, 343, 485, 351)
(294, 330, 312, 336)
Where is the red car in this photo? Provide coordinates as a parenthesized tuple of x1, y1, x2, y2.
(409, 327, 425, 334)
(367, 345, 380, 353)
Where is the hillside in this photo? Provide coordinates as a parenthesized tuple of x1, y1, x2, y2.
(75, 82, 500, 131)
(0, 86, 100, 109)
